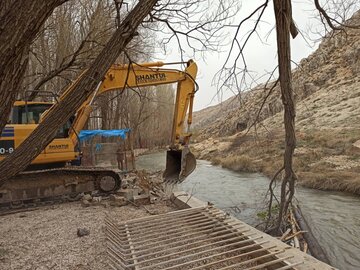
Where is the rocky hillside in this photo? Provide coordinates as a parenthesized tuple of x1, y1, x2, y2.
(192, 11, 360, 194)
(193, 10, 360, 139)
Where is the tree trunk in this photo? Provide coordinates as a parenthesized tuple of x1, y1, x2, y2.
(273, 0, 297, 233)
(293, 205, 330, 264)
(0, 0, 67, 132)
(0, 0, 159, 186)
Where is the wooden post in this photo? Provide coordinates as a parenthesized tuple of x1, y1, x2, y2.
(127, 130, 136, 170)
(90, 137, 96, 166)
(124, 137, 128, 171)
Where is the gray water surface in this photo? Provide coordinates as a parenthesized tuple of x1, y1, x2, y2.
(136, 152, 360, 270)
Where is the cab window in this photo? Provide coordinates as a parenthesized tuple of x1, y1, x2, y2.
(11, 104, 52, 124)
(11, 104, 74, 139)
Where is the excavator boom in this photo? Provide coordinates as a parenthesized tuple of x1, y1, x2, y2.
(67, 60, 198, 182)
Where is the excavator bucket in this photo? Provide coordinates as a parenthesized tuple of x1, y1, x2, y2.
(163, 146, 196, 184)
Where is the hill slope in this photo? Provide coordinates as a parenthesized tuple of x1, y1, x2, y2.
(192, 11, 360, 194)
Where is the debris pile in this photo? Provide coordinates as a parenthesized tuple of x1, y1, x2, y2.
(80, 170, 167, 209)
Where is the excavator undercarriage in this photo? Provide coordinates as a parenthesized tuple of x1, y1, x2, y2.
(0, 167, 121, 212)
(0, 147, 196, 213)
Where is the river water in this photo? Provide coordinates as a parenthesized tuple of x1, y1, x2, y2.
(136, 152, 360, 270)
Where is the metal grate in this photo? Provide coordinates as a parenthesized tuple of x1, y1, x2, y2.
(105, 206, 302, 270)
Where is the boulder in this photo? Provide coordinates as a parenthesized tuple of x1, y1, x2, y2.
(77, 228, 90, 237)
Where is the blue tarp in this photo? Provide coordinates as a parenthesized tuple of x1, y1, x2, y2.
(79, 129, 130, 142)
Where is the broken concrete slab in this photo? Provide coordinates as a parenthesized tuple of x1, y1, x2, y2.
(133, 194, 150, 205)
(116, 189, 134, 200)
(82, 194, 92, 201)
(109, 195, 127, 207)
(81, 200, 91, 207)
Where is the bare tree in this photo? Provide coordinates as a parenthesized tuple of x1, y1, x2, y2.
(270, 0, 297, 234)
(0, 0, 68, 132)
(148, 0, 239, 61)
(213, 0, 359, 233)
(24, 0, 121, 101)
(0, 0, 159, 185)
(0, 0, 233, 185)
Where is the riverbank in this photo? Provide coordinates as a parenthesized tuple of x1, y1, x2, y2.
(136, 151, 360, 269)
(192, 127, 360, 195)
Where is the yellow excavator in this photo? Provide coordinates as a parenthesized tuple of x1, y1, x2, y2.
(0, 60, 198, 209)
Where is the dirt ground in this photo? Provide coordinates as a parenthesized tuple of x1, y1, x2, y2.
(0, 201, 175, 270)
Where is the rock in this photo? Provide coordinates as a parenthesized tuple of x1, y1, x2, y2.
(77, 228, 90, 237)
(133, 194, 150, 205)
(92, 196, 102, 204)
(109, 195, 127, 207)
(91, 190, 100, 197)
(121, 179, 129, 189)
(101, 202, 109, 208)
(236, 122, 247, 131)
(81, 200, 91, 207)
(116, 189, 134, 200)
(124, 176, 137, 185)
(150, 195, 159, 204)
(353, 139, 360, 149)
(82, 194, 92, 201)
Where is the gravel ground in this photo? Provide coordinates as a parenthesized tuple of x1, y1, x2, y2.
(0, 201, 175, 270)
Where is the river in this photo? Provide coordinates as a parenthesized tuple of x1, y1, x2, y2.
(136, 151, 360, 270)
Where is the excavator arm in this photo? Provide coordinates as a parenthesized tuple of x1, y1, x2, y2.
(0, 60, 198, 209)
(67, 60, 198, 182)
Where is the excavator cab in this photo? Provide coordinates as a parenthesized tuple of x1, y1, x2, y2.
(163, 146, 196, 184)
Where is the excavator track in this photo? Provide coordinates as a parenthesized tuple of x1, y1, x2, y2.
(0, 167, 121, 213)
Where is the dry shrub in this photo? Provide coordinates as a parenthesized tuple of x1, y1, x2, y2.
(304, 129, 359, 151)
(259, 157, 283, 177)
(299, 171, 360, 195)
(217, 155, 258, 173)
(230, 134, 254, 148)
(210, 157, 222, 166)
(203, 128, 360, 194)
(309, 161, 337, 172)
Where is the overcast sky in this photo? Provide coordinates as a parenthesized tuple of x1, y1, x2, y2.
(152, 0, 336, 111)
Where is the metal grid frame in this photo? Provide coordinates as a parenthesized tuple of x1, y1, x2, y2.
(105, 206, 302, 270)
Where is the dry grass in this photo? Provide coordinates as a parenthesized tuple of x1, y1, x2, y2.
(212, 155, 259, 173)
(299, 171, 360, 194)
(196, 128, 360, 195)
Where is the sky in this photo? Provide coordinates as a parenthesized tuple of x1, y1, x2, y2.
(153, 0, 330, 111)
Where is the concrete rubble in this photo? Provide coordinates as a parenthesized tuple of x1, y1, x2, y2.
(80, 170, 166, 209)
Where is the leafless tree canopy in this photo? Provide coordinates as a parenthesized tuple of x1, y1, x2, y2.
(213, 0, 359, 233)
(0, 0, 238, 183)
